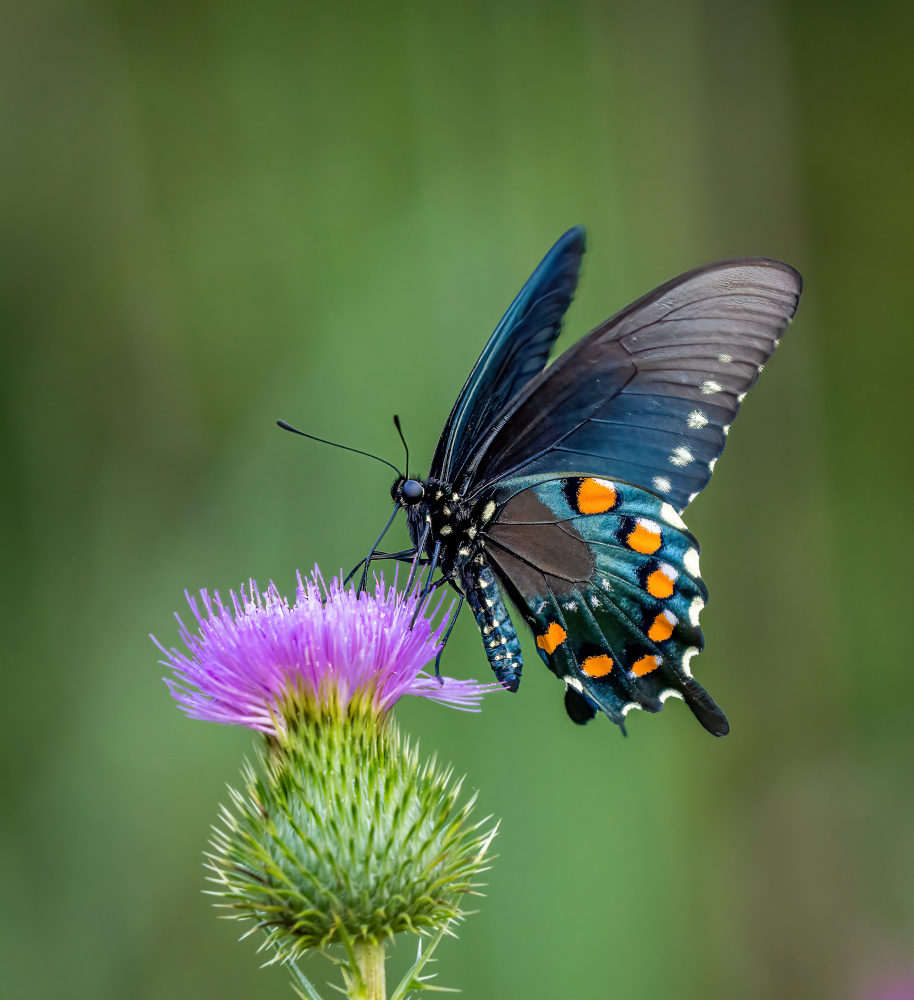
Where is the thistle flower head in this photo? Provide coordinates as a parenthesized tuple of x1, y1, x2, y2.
(156, 566, 499, 985)
(157, 569, 494, 734)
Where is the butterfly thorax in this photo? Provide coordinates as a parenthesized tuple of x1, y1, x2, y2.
(392, 476, 491, 587)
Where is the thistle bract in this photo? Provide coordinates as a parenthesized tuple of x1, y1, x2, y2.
(209, 701, 495, 959)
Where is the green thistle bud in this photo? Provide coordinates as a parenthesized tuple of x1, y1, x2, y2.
(207, 699, 495, 961)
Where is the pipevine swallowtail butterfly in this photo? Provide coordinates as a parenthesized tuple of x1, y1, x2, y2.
(367, 227, 801, 734)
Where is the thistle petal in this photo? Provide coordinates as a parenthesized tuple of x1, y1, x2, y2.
(156, 568, 498, 733)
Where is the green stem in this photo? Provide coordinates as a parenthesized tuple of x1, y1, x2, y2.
(352, 941, 386, 1000)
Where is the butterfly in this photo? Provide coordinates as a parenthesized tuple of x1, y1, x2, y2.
(371, 227, 801, 735)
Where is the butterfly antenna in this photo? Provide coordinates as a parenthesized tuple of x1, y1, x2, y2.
(276, 420, 402, 476)
(393, 414, 409, 479)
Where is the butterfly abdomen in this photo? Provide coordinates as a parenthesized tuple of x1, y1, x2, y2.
(463, 564, 523, 691)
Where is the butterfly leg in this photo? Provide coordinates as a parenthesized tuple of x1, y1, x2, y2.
(405, 521, 431, 593)
(353, 507, 400, 592)
(410, 539, 441, 627)
(433, 593, 464, 677)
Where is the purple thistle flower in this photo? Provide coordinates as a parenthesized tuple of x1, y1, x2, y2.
(156, 568, 497, 734)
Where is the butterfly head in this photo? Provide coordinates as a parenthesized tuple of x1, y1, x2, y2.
(391, 476, 426, 507)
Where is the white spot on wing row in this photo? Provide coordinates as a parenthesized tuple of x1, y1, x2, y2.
(701, 380, 723, 395)
(681, 646, 699, 677)
(683, 547, 700, 577)
(669, 446, 694, 467)
(660, 503, 687, 530)
(652, 475, 672, 494)
(687, 409, 708, 429)
(689, 596, 704, 626)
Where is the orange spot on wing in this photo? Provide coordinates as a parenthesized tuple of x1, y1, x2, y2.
(536, 622, 567, 655)
(627, 521, 662, 554)
(648, 611, 676, 642)
(576, 478, 617, 514)
(632, 654, 660, 676)
(581, 653, 613, 677)
(646, 566, 676, 599)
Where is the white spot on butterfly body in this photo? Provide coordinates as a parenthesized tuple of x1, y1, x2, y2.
(669, 446, 694, 467)
(479, 576, 490, 588)
(652, 475, 672, 493)
(682, 646, 699, 677)
(481, 501, 496, 523)
(718, 354, 732, 363)
(660, 503, 687, 530)
(440, 525, 453, 535)
(701, 380, 723, 395)
(689, 596, 704, 626)
(467, 525, 477, 539)
(684, 547, 700, 577)
(451, 493, 460, 502)
(687, 410, 708, 429)
(442, 506, 452, 516)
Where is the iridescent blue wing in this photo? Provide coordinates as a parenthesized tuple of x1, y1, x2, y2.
(481, 476, 727, 734)
(430, 227, 585, 482)
(460, 259, 802, 513)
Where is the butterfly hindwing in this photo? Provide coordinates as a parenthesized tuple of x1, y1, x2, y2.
(481, 476, 728, 734)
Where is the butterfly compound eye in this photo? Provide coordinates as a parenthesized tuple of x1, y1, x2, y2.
(402, 479, 424, 502)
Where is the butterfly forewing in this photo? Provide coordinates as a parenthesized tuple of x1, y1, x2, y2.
(431, 227, 586, 482)
(461, 259, 802, 512)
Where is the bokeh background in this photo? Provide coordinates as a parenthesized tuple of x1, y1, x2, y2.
(2, 1, 913, 998)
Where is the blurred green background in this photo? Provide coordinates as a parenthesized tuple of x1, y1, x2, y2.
(2, 1, 913, 998)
